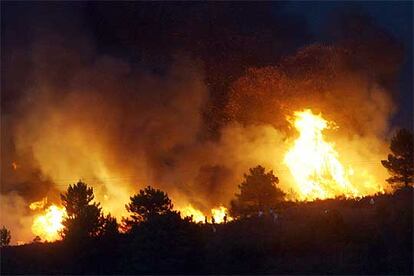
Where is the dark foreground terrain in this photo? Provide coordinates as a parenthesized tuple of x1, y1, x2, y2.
(1, 187, 412, 275)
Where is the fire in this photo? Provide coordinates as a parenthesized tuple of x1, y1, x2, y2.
(29, 197, 48, 210)
(211, 206, 230, 223)
(284, 109, 360, 200)
(179, 205, 231, 224)
(31, 205, 67, 241)
(180, 204, 205, 223)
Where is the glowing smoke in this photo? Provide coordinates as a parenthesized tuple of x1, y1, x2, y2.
(1, 10, 405, 243)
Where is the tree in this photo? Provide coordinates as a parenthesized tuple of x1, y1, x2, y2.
(100, 213, 119, 238)
(125, 186, 173, 228)
(0, 226, 11, 246)
(61, 180, 103, 239)
(230, 165, 285, 218)
(381, 129, 413, 187)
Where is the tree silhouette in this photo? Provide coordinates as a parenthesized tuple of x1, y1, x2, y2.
(0, 226, 11, 246)
(381, 129, 413, 187)
(61, 181, 103, 239)
(100, 213, 119, 238)
(123, 210, 202, 273)
(230, 165, 285, 218)
(125, 186, 173, 228)
(32, 236, 42, 244)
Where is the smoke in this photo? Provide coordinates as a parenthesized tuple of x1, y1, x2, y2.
(0, 193, 34, 245)
(11, 45, 207, 206)
(1, 5, 407, 243)
(226, 44, 399, 135)
(224, 42, 402, 197)
(1, 38, 286, 241)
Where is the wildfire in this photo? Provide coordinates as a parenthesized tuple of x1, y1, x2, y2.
(31, 205, 67, 241)
(211, 206, 230, 223)
(180, 204, 205, 223)
(179, 205, 231, 223)
(284, 109, 360, 200)
(29, 197, 48, 210)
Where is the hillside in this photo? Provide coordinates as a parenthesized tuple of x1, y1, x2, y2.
(1, 187, 412, 275)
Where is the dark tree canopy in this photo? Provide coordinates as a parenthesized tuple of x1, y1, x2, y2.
(381, 129, 413, 187)
(60, 181, 103, 239)
(123, 210, 202, 273)
(100, 213, 119, 238)
(0, 226, 11, 246)
(125, 186, 173, 227)
(230, 165, 285, 217)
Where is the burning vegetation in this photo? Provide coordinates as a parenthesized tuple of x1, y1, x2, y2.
(31, 205, 66, 242)
(1, 3, 412, 274)
(5, 81, 404, 243)
(284, 109, 384, 200)
(22, 107, 406, 242)
(3, 31, 404, 243)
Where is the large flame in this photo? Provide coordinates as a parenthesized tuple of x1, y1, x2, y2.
(19, 104, 386, 242)
(179, 204, 231, 223)
(284, 109, 361, 200)
(180, 204, 206, 223)
(211, 206, 230, 223)
(31, 205, 67, 241)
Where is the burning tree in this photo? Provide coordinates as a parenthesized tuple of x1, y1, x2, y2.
(0, 226, 11, 246)
(381, 129, 413, 187)
(230, 165, 285, 218)
(60, 181, 103, 240)
(124, 186, 174, 229)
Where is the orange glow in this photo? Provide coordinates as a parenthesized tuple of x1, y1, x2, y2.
(211, 206, 230, 223)
(31, 205, 67, 241)
(284, 109, 384, 200)
(179, 204, 205, 223)
(17, 102, 388, 243)
(179, 205, 231, 224)
(29, 197, 48, 210)
(11, 161, 19, 170)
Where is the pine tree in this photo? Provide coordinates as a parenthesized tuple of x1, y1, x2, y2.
(381, 129, 413, 187)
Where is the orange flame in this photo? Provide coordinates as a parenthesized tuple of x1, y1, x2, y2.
(284, 109, 382, 200)
(31, 205, 67, 241)
(179, 205, 231, 223)
(211, 206, 230, 223)
(179, 204, 205, 223)
(29, 197, 48, 210)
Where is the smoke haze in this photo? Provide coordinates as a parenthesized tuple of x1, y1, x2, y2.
(1, 3, 409, 243)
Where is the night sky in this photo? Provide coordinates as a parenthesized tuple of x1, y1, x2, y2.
(2, 2, 412, 128)
(286, 1, 412, 129)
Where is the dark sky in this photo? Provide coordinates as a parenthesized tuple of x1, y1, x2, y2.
(1, 1, 412, 129)
(285, 1, 412, 129)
